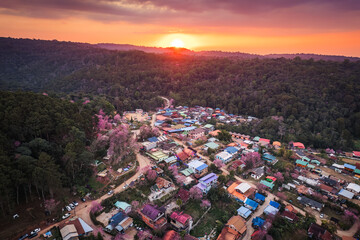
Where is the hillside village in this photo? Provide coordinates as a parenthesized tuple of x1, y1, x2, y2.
(35, 104, 360, 240)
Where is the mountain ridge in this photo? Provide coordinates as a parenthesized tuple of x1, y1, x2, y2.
(96, 43, 360, 62)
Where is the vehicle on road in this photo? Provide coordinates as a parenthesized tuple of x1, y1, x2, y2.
(65, 206, 71, 211)
(18, 234, 28, 240)
(320, 213, 324, 218)
(32, 228, 41, 234)
(108, 190, 114, 195)
(28, 232, 38, 239)
(72, 201, 78, 206)
(62, 213, 71, 219)
(81, 198, 86, 202)
(69, 203, 75, 209)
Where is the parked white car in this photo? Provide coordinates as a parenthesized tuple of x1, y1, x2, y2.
(62, 213, 71, 219)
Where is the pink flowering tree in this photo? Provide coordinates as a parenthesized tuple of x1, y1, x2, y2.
(114, 114, 121, 123)
(137, 230, 152, 240)
(344, 210, 359, 223)
(131, 200, 139, 210)
(275, 192, 287, 200)
(168, 165, 178, 176)
(291, 173, 299, 179)
(90, 201, 103, 214)
(189, 186, 203, 200)
(242, 152, 262, 168)
(214, 159, 225, 168)
(44, 198, 59, 215)
(138, 125, 160, 141)
(146, 169, 157, 182)
(256, 182, 267, 192)
(176, 175, 186, 185)
(200, 199, 211, 208)
(274, 172, 284, 182)
(107, 124, 138, 164)
(14, 141, 21, 147)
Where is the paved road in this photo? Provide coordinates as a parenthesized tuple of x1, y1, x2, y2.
(337, 220, 359, 237)
(37, 97, 172, 239)
(160, 96, 170, 109)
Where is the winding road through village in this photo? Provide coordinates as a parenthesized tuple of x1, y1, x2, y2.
(38, 96, 357, 240)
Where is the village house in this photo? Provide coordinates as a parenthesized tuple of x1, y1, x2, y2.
(196, 173, 218, 194)
(142, 141, 157, 151)
(298, 196, 323, 211)
(140, 204, 167, 229)
(237, 206, 252, 219)
(169, 211, 193, 231)
(262, 153, 278, 165)
(105, 212, 133, 233)
(217, 215, 247, 240)
(258, 138, 271, 147)
(281, 210, 298, 222)
(187, 159, 208, 176)
(188, 128, 206, 139)
(114, 201, 131, 214)
(346, 183, 360, 194)
(176, 148, 195, 163)
(216, 151, 233, 164)
(227, 182, 255, 202)
(308, 223, 333, 240)
(60, 218, 93, 240)
(250, 166, 265, 180)
(338, 189, 354, 199)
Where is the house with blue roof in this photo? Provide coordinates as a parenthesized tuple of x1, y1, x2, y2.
(148, 137, 158, 142)
(105, 212, 133, 233)
(237, 206, 252, 219)
(254, 193, 266, 204)
(262, 153, 278, 165)
(244, 198, 259, 211)
(188, 160, 208, 176)
(269, 201, 280, 209)
(344, 163, 356, 172)
(264, 205, 279, 216)
(252, 217, 265, 228)
(225, 146, 239, 155)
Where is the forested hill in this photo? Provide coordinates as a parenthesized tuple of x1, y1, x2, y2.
(0, 37, 360, 150)
(96, 43, 360, 61)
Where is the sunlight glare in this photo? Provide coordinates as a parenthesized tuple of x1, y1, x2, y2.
(170, 39, 185, 48)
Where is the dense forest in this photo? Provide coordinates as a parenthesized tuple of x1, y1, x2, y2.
(0, 91, 102, 215)
(0, 37, 360, 151)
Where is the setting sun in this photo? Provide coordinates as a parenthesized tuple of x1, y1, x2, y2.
(170, 39, 185, 48)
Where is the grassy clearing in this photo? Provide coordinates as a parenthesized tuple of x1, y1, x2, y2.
(187, 199, 239, 237)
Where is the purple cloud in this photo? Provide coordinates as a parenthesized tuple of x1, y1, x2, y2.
(0, 0, 359, 31)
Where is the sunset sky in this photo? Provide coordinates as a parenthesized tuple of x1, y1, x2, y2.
(1, 0, 360, 56)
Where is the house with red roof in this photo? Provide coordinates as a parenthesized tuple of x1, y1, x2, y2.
(292, 142, 305, 149)
(353, 151, 360, 158)
(169, 211, 193, 231)
(177, 188, 190, 203)
(163, 230, 181, 240)
(176, 148, 195, 163)
(281, 211, 298, 222)
(258, 138, 271, 147)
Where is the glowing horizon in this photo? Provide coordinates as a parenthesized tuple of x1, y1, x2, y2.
(0, 1, 360, 57)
